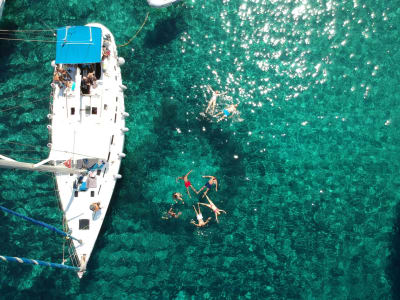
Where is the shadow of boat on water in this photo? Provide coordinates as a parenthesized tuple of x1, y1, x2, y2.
(144, 14, 187, 48)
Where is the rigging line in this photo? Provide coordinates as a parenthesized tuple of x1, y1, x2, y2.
(117, 12, 150, 48)
(0, 29, 56, 32)
(38, 20, 57, 37)
(0, 140, 104, 159)
(0, 37, 57, 43)
(0, 85, 48, 104)
(0, 97, 49, 112)
(2, 141, 43, 149)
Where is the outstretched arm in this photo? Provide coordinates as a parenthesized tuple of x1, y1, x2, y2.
(198, 202, 211, 209)
(204, 217, 212, 225)
(205, 195, 213, 205)
(185, 170, 193, 177)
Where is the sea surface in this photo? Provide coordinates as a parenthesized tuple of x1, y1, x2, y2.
(0, 0, 400, 298)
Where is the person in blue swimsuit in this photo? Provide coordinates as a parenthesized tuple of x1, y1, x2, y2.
(197, 175, 218, 198)
(215, 103, 239, 122)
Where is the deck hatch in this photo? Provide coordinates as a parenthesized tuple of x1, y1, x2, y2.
(79, 219, 90, 230)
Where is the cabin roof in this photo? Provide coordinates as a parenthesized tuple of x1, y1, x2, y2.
(56, 26, 102, 64)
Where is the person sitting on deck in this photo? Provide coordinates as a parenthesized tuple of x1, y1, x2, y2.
(89, 202, 101, 212)
(81, 76, 91, 94)
(102, 46, 111, 60)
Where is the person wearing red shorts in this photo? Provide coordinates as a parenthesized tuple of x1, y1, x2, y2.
(176, 169, 198, 198)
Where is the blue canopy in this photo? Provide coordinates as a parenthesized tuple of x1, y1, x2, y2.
(55, 26, 102, 64)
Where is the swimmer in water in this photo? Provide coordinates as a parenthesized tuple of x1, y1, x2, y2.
(199, 195, 226, 223)
(190, 203, 212, 227)
(214, 103, 239, 122)
(172, 192, 184, 204)
(205, 85, 227, 115)
(176, 170, 198, 198)
(197, 175, 218, 198)
(162, 206, 182, 219)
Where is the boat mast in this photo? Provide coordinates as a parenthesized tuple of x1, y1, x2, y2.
(0, 156, 86, 175)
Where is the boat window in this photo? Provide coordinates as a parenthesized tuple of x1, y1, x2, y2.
(103, 169, 107, 177)
(71, 107, 75, 115)
(97, 169, 101, 176)
(85, 106, 91, 114)
(79, 219, 89, 230)
(114, 113, 117, 123)
(74, 191, 78, 197)
(107, 152, 110, 162)
(92, 107, 97, 115)
(116, 97, 118, 102)
(111, 135, 114, 144)
(91, 191, 95, 197)
(104, 104, 108, 110)
(98, 185, 102, 194)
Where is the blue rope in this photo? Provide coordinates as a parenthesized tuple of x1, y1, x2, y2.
(0, 255, 80, 271)
(0, 205, 82, 244)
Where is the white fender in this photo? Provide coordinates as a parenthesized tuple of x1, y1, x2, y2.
(118, 57, 125, 66)
(47, 125, 52, 131)
(121, 127, 129, 132)
(51, 60, 56, 68)
(114, 174, 122, 179)
(122, 112, 129, 118)
(120, 84, 127, 91)
(118, 153, 126, 158)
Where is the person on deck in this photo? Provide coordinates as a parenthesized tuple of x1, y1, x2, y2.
(176, 170, 198, 198)
(197, 175, 218, 198)
(205, 86, 227, 115)
(190, 203, 211, 227)
(89, 202, 101, 212)
(199, 195, 226, 223)
(214, 103, 239, 122)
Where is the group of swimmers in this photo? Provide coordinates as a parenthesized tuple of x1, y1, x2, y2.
(205, 85, 239, 122)
(163, 170, 226, 227)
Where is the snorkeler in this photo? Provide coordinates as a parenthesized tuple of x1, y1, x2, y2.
(172, 192, 184, 204)
(199, 195, 226, 223)
(176, 170, 198, 198)
(190, 203, 212, 227)
(214, 103, 239, 122)
(197, 175, 218, 198)
(162, 206, 182, 219)
(205, 85, 227, 115)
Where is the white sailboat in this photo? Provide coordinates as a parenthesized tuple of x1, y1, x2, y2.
(147, 0, 182, 8)
(0, 0, 5, 19)
(0, 23, 128, 278)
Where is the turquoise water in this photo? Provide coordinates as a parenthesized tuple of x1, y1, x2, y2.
(1, 0, 400, 298)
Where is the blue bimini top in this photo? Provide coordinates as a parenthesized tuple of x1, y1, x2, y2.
(55, 26, 102, 64)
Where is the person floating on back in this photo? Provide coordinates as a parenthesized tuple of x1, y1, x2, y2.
(190, 203, 211, 227)
(176, 170, 198, 198)
(197, 175, 218, 198)
(199, 195, 226, 223)
(215, 103, 239, 122)
(172, 192, 184, 204)
(162, 206, 182, 219)
(205, 85, 227, 115)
